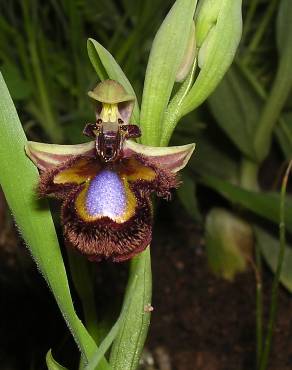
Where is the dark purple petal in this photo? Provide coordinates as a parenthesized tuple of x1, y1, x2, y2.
(62, 187, 152, 262)
(38, 156, 101, 199)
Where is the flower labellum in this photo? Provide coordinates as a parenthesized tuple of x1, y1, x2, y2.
(25, 80, 195, 262)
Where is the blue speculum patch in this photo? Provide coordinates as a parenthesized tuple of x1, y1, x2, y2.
(85, 169, 126, 218)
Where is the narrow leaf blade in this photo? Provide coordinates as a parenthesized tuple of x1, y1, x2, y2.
(0, 74, 101, 364)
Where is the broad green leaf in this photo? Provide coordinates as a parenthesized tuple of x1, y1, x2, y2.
(140, 0, 198, 146)
(255, 227, 292, 293)
(46, 350, 68, 370)
(208, 64, 262, 160)
(180, 0, 242, 116)
(87, 38, 139, 123)
(205, 208, 253, 280)
(177, 172, 202, 222)
(0, 74, 111, 367)
(200, 174, 292, 234)
(110, 248, 152, 370)
(253, 0, 292, 161)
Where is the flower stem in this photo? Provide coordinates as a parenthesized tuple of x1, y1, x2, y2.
(258, 160, 292, 370)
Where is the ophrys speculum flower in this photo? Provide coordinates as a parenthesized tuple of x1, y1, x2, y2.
(25, 80, 195, 262)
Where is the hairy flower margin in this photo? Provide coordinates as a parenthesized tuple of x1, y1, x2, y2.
(25, 80, 195, 262)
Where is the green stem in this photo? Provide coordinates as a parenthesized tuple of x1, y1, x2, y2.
(243, 0, 278, 65)
(109, 248, 152, 370)
(258, 161, 292, 370)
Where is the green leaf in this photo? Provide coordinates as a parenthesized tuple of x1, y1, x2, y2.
(180, 0, 242, 116)
(0, 74, 110, 367)
(205, 208, 253, 280)
(255, 227, 292, 293)
(208, 64, 262, 160)
(46, 350, 68, 370)
(140, 0, 198, 146)
(109, 248, 152, 370)
(177, 172, 202, 222)
(87, 38, 139, 123)
(200, 174, 292, 234)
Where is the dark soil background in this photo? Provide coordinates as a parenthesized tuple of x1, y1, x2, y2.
(0, 192, 292, 370)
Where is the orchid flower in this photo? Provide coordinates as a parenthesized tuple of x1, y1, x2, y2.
(25, 80, 195, 262)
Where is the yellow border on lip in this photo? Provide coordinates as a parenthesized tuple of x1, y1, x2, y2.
(127, 163, 156, 182)
(54, 158, 100, 184)
(75, 175, 137, 224)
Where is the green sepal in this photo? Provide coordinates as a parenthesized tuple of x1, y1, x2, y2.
(88, 79, 134, 104)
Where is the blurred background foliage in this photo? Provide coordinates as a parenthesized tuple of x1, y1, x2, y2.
(0, 0, 292, 367)
(0, 0, 173, 144)
(1, 0, 292, 286)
